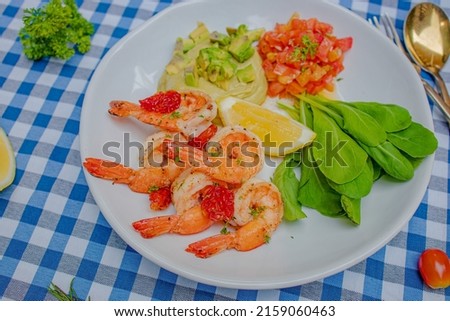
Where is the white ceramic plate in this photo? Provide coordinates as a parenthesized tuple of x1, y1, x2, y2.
(80, 0, 434, 289)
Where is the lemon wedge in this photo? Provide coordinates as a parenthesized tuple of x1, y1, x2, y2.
(0, 127, 16, 191)
(217, 96, 316, 156)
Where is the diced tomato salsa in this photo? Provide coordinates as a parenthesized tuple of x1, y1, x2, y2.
(258, 14, 352, 97)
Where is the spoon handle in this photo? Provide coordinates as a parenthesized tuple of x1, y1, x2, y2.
(433, 72, 450, 106)
(423, 79, 450, 125)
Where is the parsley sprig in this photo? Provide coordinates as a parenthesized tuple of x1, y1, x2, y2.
(19, 0, 94, 60)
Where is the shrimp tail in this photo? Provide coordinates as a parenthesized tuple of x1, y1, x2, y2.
(83, 158, 134, 183)
(132, 215, 179, 238)
(108, 100, 139, 117)
(186, 233, 236, 258)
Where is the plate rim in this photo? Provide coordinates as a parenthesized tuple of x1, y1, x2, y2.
(79, 0, 435, 289)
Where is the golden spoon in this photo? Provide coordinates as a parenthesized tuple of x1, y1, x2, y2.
(404, 2, 450, 105)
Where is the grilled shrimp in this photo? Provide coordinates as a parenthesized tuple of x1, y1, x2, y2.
(82, 158, 182, 193)
(132, 170, 222, 238)
(186, 179, 283, 258)
(108, 90, 217, 137)
(169, 126, 263, 185)
(83, 131, 188, 209)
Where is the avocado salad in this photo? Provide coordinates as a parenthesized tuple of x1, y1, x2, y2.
(158, 22, 268, 105)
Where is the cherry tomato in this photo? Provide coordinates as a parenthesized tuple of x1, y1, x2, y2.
(418, 248, 450, 289)
(149, 186, 172, 211)
(200, 185, 234, 222)
(139, 90, 181, 113)
(188, 124, 218, 150)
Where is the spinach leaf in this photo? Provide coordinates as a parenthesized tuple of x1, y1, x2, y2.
(297, 99, 313, 127)
(341, 196, 361, 225)
(328, 158, 374, 198)
(277, 101, 301, 123)
(372, 160, 383, 181)
(275, 94, 435, 225)
(312, 108, 368, 184)
(349, 101, 412, 132)
(387, 122, 438, 158)
(360, 141, 414, 181)
(316, 98, 387, 147)
(298, 148, 344, 217)
(272, 153, 307, 221)
(402, 153, 424, 169)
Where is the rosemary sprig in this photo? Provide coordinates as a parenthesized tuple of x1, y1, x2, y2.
(48, 278, 90, 301)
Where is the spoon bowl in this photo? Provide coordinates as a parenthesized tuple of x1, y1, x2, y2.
(404, 2, 450, 104)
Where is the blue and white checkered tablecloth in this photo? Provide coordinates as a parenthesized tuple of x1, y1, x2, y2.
(1, 0, 449, 301)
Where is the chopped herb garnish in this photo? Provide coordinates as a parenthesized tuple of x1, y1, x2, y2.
(208, 151, 220, 157)
(291, 35, 318, 61)
(249, 205, 266, 217)
(169, 111, 182, 119)
(148, 185, 160, 193)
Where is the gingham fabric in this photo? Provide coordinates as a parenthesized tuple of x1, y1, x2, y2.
(1, 0, 449, 301)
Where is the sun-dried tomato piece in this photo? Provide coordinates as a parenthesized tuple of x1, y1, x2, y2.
(149, 186, 172, 211)
(200, 185, 234, 222)
(139, 90, 181, 113)
(188, 124, 218, 150)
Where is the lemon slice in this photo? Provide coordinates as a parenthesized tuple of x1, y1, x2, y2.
(0, 127, 16, 191)
(217, 96, 316, 156)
